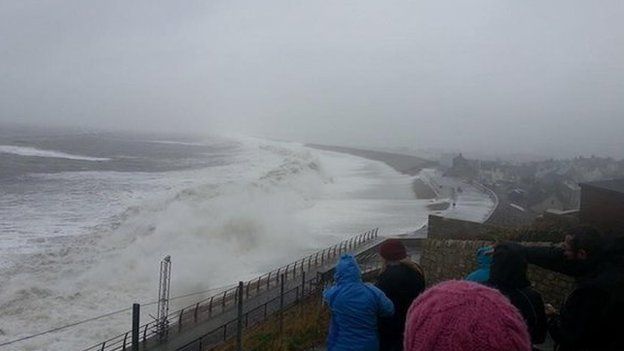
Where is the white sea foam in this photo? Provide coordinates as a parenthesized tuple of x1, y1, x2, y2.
(142, 140, 207, 146)
(0, 145, 110, 161)
(0, 139, 330, 350)
(0, 137, 492, 350)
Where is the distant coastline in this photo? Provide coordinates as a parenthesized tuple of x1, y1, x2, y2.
(306, 144, 437, 199)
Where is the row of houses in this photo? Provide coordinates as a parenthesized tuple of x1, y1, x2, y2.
(443, 154, 624, 215)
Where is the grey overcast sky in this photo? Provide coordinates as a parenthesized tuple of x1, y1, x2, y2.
(1, 0, 623, 157)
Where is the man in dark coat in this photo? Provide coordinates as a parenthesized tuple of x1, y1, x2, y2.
(509, 226, 624, 351)
(375, 239, 425, 351)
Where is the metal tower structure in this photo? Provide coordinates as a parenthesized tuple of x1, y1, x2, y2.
(156, 255, 171, 338)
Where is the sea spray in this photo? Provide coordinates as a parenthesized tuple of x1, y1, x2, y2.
(0, 139, 331, 350)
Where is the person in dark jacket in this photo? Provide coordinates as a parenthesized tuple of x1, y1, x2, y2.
(324, 254, 394, 351)
(508, 226, 624, 351)
(375, 239, 425, 351)
(487, 243, 547, 348)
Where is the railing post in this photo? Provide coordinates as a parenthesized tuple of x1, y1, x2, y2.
(143, 324, 148, 343)
(257, 276, 261, 293)
(178, 309, 185, 332)
(132, 303, 139, 351)
(315, 252, 319, 265)
(100, 341, 106, 351)
(279, 274, 285, 338)
(285, 264, 288, 280)
(194, 302, 200, 322)
(209, 296, 214, 316)
(122, 332, 128, 351)
(301, 271, 306, 299)
(222, 291, 227, 309)
(236, 281, 244, 351)
(246, 281, 250, 299)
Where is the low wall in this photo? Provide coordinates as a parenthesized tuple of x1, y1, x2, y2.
(421, 239, 574, 307)
(428, 215, 504, 240)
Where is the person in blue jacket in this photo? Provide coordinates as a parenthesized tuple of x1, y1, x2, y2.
(465, 246, 493, 283)
(323, 254, 394, 351)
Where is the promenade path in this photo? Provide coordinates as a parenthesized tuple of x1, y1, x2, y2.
(145, 236, 390, 351)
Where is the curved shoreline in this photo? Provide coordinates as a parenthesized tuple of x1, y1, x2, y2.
(306, 144, 438, 199)
(306, 144, 496, 223)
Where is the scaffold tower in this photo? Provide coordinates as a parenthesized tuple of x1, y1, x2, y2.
(156, 255, 171, 338)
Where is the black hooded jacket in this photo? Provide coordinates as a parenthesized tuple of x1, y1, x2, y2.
(487, 244, 547, 345)
(511, 239, 624, 351)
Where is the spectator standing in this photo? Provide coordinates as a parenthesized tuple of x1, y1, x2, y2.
(509, 226, 624, 350)
(324, 254, 394, 351)
(403, 280, 532, 351)
(376, 239, 425, 351)
(488, 243, 547, 348)
(465, 246, 493, 283)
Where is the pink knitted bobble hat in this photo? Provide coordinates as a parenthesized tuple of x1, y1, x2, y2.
(404, 280, 531, 351)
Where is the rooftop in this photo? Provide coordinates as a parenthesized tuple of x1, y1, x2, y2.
(580, 178, 624, 194)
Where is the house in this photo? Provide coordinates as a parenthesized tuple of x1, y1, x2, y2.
(579, 179, 624, 237)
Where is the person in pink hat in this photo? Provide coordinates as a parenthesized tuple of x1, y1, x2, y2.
(403, 280, 531, 351)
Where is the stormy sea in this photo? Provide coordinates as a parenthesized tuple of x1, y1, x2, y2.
(0, 125, 492, 350)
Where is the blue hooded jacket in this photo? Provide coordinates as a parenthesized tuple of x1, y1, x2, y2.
(465, 246, 493, 283)
(323, 255, 394, 351)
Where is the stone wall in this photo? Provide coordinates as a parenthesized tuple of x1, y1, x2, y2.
(421, 238, 574, 307)
(428, 215, 503, 240)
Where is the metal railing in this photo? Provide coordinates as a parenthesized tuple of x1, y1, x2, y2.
(472, 181, 499, 223)
(177, 273, 322, 351)
(82, 228, 380, 351)
(177, 253, 385, 351)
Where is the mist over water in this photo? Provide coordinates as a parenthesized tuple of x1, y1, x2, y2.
(0, 1, 621, 350)
(0, 129, 492, 350)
